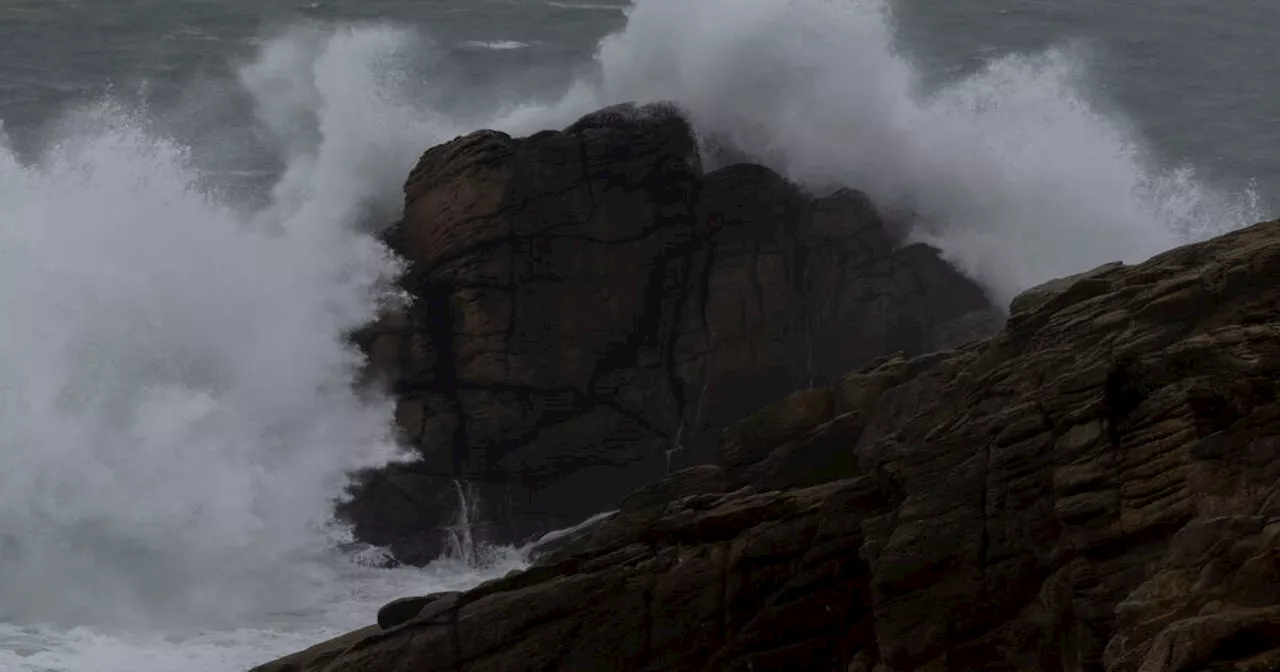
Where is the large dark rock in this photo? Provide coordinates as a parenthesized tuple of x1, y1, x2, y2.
(258, 218, 1280, 672)
(340, 103, 996, 562)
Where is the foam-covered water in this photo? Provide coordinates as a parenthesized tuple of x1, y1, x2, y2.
(0, 541, 526, 672)
(0, 0, 1269, 669)
(0, 24, 512, 671)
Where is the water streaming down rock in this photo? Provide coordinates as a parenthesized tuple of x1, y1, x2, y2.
(442, 480, 483, 567)
(441, 479, 613, 567)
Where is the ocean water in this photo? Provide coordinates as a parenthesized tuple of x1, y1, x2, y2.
(0, 1, 1272, 670)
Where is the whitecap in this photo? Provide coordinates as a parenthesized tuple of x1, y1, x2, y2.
(461, 40, 530, 51)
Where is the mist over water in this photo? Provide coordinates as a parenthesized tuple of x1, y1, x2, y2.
(0, 84, 399, 629)
(239, 25, 470, 229)
(569, 0, 1262, 302)
(0, 0, 1269, 669)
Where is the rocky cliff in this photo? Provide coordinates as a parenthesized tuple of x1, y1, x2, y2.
(341, 103, 997, 563)
(260, 212, 1280, 672)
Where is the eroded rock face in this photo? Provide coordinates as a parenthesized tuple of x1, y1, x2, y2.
(261, 218, 1280, 672)
(341, 103, 995, 562)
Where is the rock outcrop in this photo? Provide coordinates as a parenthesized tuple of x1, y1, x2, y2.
(342, 103, 996, 563)
(260, 217, 1280, 672)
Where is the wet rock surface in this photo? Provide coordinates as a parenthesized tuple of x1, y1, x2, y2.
(259, 216, 1280, 672)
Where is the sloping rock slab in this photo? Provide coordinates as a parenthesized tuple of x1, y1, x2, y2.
(264, 219, 1280, 671)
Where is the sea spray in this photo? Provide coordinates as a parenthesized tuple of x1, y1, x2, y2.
(238, 24, 468, 232)
(0, 29, 439, 629)
(551, 0, 1264, 303)
(202, 1, 1265, 309)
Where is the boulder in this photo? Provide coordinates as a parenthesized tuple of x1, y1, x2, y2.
(341, 103, 995, 562)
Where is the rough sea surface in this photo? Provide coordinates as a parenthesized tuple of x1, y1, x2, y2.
(0, 1, 1273, 670)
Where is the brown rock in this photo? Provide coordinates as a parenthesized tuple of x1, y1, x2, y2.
(250, 626, 379, 672)
(376, 592, 459, 630)
(259, 218, 1280, 672)
(720, 388, 835, 472)
(1007, 261, 1125, 317)
(341, 103, 995, 562)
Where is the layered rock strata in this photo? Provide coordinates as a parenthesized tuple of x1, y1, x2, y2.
(264, 207, 1280, 669)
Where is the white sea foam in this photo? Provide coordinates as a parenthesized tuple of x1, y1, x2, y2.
(547, 1, 627, 11)
(0, 26, 453, 632)
(0, 546, 526, 672)
(0, 22, 513, 670)
(461, 40, 530, 51)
